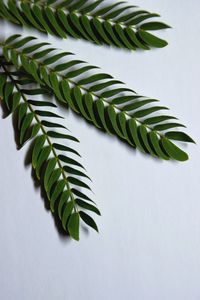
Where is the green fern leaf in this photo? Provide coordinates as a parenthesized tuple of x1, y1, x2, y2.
(0, 58, 99, 240)
(0, 0, 170, 50)
(2, 36, 194, 161)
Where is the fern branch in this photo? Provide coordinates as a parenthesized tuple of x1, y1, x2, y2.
(0, 58, 100, 240)
(0, 0, 170, 50)
(1, 35, 195, 161)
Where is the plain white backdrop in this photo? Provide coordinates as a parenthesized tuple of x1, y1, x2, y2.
(0, 1, 200, 299)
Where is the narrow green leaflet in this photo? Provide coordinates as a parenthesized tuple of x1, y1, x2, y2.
(68, 213, 80, 241)
(80, 211, 99, 232)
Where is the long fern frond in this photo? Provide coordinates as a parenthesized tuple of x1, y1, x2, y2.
(0, 0, 170, 50)
(1, 35, 195, 161)
(0, 57, 100, 240)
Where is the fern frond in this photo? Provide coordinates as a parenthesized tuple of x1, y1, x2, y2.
(0, 58, 100, 240)
(0, 0, 170, 50)
(1, 35, 195, 162)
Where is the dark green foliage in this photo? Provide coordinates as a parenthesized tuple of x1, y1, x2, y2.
(1, 35, 194, 161)
(0, 58, 99, 240)
(0, 0, 170, 50)
(0, 1, 195, 242)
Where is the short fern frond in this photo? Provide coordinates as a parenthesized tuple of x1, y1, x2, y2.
(2, 35, 195, 162)
(0, 58, 100, 240)
(0, 0, 170, 50)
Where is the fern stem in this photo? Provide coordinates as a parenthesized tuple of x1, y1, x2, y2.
(42, 62, 165, 138)
(26, 0, 137, 29)
(2, 63, 78, 213)
(3, 45, 164, 138)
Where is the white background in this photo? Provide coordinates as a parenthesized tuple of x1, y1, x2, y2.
(0, 1, 200, 299)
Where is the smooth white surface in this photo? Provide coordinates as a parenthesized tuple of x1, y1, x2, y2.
(0, 1, 200, 299)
